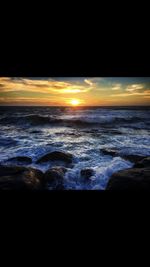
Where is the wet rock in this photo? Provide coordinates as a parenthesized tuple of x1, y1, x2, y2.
(7, 156, 32, 164)
(36, 151, 73, 164)
(121, 155, 146, 164)
(0, 165, 26, 176)
(44, 166, 67, 189)
(0, 165, 44, 190)
(80, 168, 94, 180)
(106, 167, 150, 191)
(21, 168, 44, 190)
(101, 148, 118, 157)
(134, 157, 150, 168)
(101, 149, 147, 166)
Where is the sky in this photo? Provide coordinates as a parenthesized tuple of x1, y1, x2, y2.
(0, 77, 150, 106)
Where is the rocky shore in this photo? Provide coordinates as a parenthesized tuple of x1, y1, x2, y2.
(0, 150, 150, 190)
(0, 151, 73, 190)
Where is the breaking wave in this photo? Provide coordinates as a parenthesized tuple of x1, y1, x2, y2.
(0, 114, 149, 127)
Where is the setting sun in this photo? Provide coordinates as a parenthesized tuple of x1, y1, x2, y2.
(70, 99, 80, 106)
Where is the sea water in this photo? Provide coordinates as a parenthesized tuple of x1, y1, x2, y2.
(0, 106, 150, 189)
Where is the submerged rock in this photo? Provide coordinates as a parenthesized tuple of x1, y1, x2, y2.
(30, 130, 42, 134)
(7, 156, 32, 164)
(101, 148, 118, 157)
(44, 166, 67, 189)
(101, 149, 147, 165)
(106, 167, 150, 191)
(36, 151, 73, 164)
(0, 165, 44, 190)
(80, 168, 94, 180)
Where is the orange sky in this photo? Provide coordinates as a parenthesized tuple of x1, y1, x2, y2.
(0, 77, 150, 106)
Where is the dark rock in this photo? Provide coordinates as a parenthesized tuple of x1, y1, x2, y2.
(121, 155, 146, 164)
(106, 167, 150, 191)
(44, 166, 67, 189)
(101, 148, 118, 157)
(0, 165, 26, 176)
(134, 157, 150, 168)
(36, 151, 73, 164)
(21, 168, 44, 190)
(7, 156, 32, 164)
(101, 149, 147, 165)
(81, 168, 94, 180)
(0, 165, 44, 190)
(30, 130, 41, 134)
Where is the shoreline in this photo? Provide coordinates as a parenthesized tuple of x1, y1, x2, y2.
(0, 152, 149, 190)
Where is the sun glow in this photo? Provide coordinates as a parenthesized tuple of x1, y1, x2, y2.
(70, 99, 80, 106)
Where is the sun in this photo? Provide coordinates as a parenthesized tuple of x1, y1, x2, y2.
(70, 99, 80, 106)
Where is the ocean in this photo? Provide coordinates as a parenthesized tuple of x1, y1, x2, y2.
(0, 106, 150, 190)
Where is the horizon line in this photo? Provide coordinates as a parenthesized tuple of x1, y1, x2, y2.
(0, 105, 150, 107)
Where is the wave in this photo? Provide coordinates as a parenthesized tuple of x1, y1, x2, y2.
(0, 114, 149, 127)
(0, 115, 62, 126)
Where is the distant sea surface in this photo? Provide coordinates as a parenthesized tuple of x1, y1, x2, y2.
(0, 106, 150, 190)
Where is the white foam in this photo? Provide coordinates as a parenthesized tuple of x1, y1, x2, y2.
(64, 157, 133, 190)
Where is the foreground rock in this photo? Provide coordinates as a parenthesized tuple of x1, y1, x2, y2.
(121, 155, 146, 164)
(106, 167, 150, 191)
(80, 168, 94, 181)
(36, 151, 73, 164)
(6, 156, 32, 165)
(134, 157, 150, 168)
(44, 167, 67, 190)
(0, 165, 44, 190)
